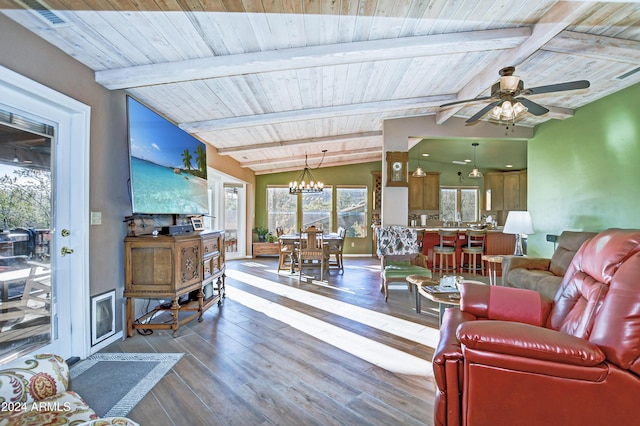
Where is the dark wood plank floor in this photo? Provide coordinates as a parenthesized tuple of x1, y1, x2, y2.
(102, 256, 483, 425)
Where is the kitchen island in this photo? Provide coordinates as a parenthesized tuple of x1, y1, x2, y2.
(417, 228, 515, 276)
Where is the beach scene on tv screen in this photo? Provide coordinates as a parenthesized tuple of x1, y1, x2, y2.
(128, 97, 208, 215)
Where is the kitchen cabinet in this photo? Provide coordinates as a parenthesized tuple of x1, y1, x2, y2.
(409, 172, 440, 211)
(484, 170, 527, 212)
(484, 172, 504, 211)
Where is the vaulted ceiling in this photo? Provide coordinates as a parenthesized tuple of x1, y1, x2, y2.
(2, 0, 639, 175)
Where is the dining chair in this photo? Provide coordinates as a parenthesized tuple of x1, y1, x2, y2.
(277, 228, 295, 274)
(328, 226, 346, 272)
(297, 226, 329, 281)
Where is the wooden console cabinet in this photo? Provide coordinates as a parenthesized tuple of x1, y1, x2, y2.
(124, 230, 225, 337)
(252, 242, 279, 257)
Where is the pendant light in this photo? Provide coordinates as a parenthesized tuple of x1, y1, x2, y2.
(412, 153, 426, 177)
(468, 142, 483, 178)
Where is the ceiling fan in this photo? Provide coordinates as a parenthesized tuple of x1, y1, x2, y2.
(440, 67, 590, 124)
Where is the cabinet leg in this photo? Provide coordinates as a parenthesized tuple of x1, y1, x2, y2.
(171, 297, 180, 337)
(126, 297, 134, 337)
(197, 288, 204, 322)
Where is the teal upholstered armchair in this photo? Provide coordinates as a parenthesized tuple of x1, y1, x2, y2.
(376, 226, 431, 301)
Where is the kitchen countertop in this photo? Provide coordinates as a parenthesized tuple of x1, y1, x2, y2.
(409, 227, 504, 232)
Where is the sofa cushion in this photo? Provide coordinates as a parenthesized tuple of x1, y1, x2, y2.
(549, 231, 597, 277)
(383, 265, 430, 278)
(507, 269, 554, 290)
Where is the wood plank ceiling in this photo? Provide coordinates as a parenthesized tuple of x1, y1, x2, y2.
(2, 0, 639, 174)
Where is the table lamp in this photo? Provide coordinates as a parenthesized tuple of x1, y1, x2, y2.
(503, 211, 534, 256)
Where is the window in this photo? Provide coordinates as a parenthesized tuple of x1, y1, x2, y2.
(336, 186, 368, 238)
(301, 186, 332, 231)
(266, 185, 368, 237)
(440, 187, 479, 223)
(267, 186, 297, 234)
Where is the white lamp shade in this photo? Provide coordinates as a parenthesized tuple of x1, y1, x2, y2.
(503, 211, 534, 235)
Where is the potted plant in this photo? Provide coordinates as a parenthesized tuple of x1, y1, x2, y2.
(266, 233, 277, 243)
(252, 226, 269, 242)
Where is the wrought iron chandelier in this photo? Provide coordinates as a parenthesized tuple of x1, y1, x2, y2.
(289, 151, 326, 194)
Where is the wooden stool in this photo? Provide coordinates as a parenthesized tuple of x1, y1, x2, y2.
(460, 230, 487, 276)
(433, 230, 458, 275)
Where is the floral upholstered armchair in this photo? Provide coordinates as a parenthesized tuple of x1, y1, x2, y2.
(376, 226, 431, 301)
(0, 353, 138, 426)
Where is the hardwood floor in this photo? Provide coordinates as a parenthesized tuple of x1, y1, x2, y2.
(103, 256, 484, 425)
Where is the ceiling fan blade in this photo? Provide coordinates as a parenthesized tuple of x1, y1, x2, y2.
(517, 97, 549, 116)
(525, 80, 590, 95)
(440, 96, 493, 108)
(466, 100, 502, 123)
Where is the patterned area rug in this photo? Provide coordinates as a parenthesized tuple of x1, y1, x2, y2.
(70, 352, 183, 417)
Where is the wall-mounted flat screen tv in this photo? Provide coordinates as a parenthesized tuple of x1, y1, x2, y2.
(127, 96, 208, 215)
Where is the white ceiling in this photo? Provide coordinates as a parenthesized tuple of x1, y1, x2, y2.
(2, 0, 639, 174)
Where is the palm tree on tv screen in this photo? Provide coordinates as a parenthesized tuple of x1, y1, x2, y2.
(181, 148, 193, 171)
(195, 145, 207, 175)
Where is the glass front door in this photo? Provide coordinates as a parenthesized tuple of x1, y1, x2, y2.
(0, 119, 54, 361)
(224, 185, 240, 258)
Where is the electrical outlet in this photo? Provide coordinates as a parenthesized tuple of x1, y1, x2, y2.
(351, 242, 355, 247)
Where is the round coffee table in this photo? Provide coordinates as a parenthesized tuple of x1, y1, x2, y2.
(415, 279, 485, 324)
(406, 275, 439, 313)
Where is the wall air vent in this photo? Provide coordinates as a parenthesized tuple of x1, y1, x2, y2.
(15, 0, 69, 27)
(615, 65, 640, 81)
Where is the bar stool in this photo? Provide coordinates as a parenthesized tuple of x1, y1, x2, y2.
(460, 230, 487, 276)
(433, 229, 458, 275)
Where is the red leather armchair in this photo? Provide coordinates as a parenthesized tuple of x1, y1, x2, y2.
(432, 228, 640, 426)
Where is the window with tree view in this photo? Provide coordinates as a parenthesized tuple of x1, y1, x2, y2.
(337, 186, 367, 238)
(267, 186, 297, 234)
(440, 187, 479, 223)
(302, 186, 332, 231)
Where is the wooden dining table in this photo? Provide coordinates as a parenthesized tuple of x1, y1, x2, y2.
(278, 233, 344, 274)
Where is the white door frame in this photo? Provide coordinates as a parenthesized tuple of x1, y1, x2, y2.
(208, 167, 247, 258)
(0, 66, 91, 360)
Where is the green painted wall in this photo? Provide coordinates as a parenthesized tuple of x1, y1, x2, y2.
(255, 161, 381, 255)
(527, 81, 640, 257)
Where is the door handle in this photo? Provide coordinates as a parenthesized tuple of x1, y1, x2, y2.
(61, 246, 74, 256)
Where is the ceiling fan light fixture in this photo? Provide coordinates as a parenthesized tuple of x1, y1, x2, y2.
(488, 100, 528, 121)
(500, 75, 520, 92)
(512, 101, 528, 117)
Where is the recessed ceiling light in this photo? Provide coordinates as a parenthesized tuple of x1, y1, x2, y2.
(505, 164, 514, 168)
(465, 159, 472, 163)
(421, 153, 430, 157)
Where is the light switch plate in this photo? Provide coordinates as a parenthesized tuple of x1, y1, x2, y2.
(91, 211, 102, 225)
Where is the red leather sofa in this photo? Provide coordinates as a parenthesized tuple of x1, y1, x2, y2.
(432, 228, 640, 426)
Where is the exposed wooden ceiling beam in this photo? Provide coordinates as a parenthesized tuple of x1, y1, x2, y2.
(96, 27, 531, 90)
(545, 106, 574, 120)
(436, 1, 594, 125)
(238, 147, 382, 168)
(253, 155, 383, 175)
(217, 131, 382, 155)
(181, 95, 453, 132)
(543, 31, 640, 64)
